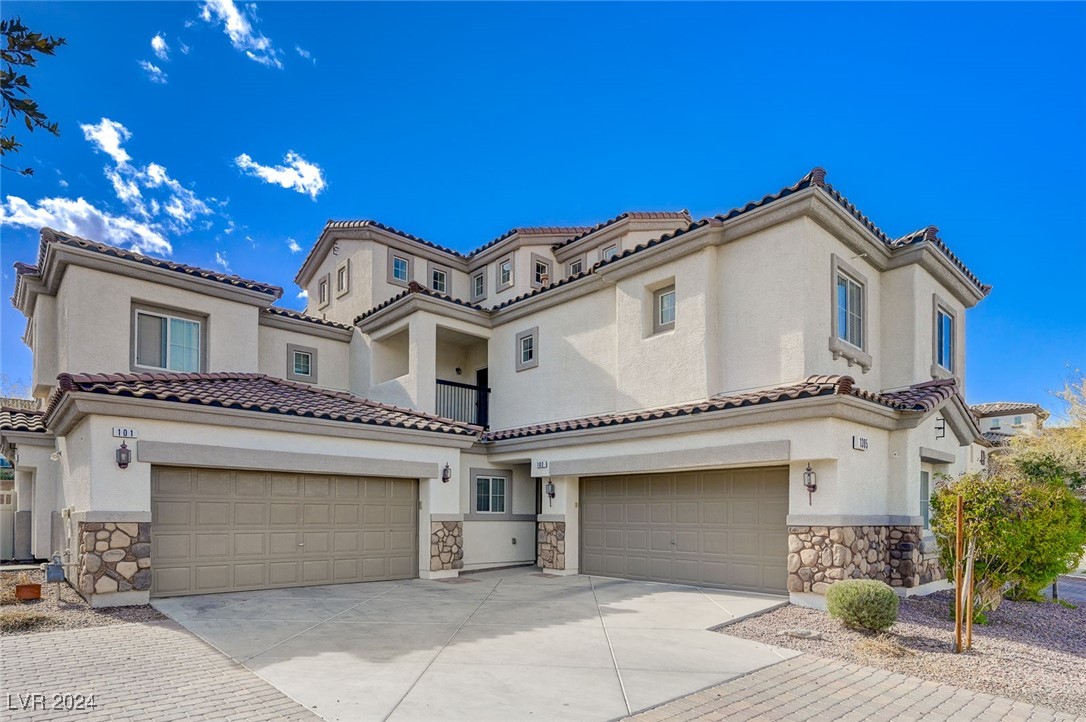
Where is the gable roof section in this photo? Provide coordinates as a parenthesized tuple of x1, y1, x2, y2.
(355, 281, 488, 324)
(0, 407, 47, 434)
(892, 226, 991, 297)
(261, 306, 354, 332)
(16, 228, 282, 299)
(550, 211, 693, 251)
(44, 372, 479, 437)
(484, 375, 959, 441)
(971, 401, 1049, 419)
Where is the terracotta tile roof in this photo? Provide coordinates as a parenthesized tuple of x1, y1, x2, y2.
(483, 375, 959, 441)
(21, 228, 282, 297)
(982, 430, 1015, 446)
(262, 306, 354, 332)
(320, 219, 465, 257)
(473, 226, 592, 257)
(891, 226, 992, 296)
(354, 281, 488, 324)
(45, 372, 479, 437)
(971, 401, 1048, 418)
(550, 211, 693, 251)
(0, 407, 47, 434)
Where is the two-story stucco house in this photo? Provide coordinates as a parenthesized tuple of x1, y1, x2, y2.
(1, 168, 990, 608)
(971, 401, 1050, 447)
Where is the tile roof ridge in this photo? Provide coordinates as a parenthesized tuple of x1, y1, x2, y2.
(550, 209, 694, 252)
(262, 306, 354, 331)
(354, 281, 490, 325)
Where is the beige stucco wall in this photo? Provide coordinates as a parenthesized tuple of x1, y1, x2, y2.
(256, 324, 351, 391)
(978, 412, 1041, 435)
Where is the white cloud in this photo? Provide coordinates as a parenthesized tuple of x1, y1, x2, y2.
(294, 45, 314, 63)
(58, 179, 68, 189)
(200, 0, 282, 68)
(151, 33, 170, 61)
(214, 250, 231, 272)
(234, 151, 326, 200)
(81, 118, 132, 165)
(138, 60, 168, 84)
(296, 288, 308, 299)
(287, 237, 302, 253)
(179, 42, 191, 55)
(0, 195, 172, 256)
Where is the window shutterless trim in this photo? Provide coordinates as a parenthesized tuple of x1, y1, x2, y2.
(567, 254, 586, 277)
(930, 292, 959, 379)
(496, 255, 514, 293)
(387, 251, 414, 288)
(470, 267, 488, 303)
(317, 272, 331, 308)
(286, 343, 319, 383)
(515, 326, 538, 372)
(600, 244, 618, 261)
(335, 258, 351, 298)
(466, 467, 517, 520)
(827, 253, 872, 373)
(653, 284, 676, 334)
(427, 260, 452, 295)
(530, 252, 552, 289)
(130, 303, 207, 373)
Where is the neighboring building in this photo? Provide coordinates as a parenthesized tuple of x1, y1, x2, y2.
(971, 402, 1050, 446)
(1, 168, 990, 608)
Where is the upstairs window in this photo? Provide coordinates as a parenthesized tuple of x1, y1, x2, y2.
(471, 270, 486, 302)
(1013, 415, 1023, 426)
(602, 245, 618, 261)
(293, 350, 312, 377)
(936, 308, 954, 371)
(318, 275, 330, 306)
(991, 418, 1001, 429)
(135, 310, 201, 372)
(432, 268, 448, 294)
(534, 260, 550, 286)
(335, 259, 350, 296)
(475, 475, 506, 514)
(836, 272, 863, 349)
(654, 285, 676, 333)
(497, 257, 514, 291)
(515, 327, 538, 372)
(568, 258, 583, 276)
(392, 256, 410, 283)
(287, 343, 318, 383)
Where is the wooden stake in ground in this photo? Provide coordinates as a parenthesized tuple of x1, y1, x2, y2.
(954, 493, 964, 654)
(965, 538, 975, 651)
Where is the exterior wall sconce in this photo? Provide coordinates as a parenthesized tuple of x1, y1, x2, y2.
(441, 463, 451, 483)
(116, 442, 131, 470)
(803, 464, 817, 505)
(545, 481, 555, 499)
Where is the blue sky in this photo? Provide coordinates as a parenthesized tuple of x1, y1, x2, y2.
(1, 2, 1083, 414)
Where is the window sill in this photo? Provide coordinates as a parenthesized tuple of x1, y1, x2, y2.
(828, 336, 872, 373)
(930, 364, 955, 380)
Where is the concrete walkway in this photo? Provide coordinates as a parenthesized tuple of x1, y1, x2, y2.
(153, 567, 791, 721)
(626, 654, 1086, 722)
(0, 619, 319, 722)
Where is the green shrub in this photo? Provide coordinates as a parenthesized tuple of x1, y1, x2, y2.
(825, 579, 899, 632)
(931, 473, 1086, 610)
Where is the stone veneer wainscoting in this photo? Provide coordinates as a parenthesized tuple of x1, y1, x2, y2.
(787, 525, 943, 594)
(78, 521, 151, 595)
(537, 521, 566, 570)
(430, 521, 464, 571)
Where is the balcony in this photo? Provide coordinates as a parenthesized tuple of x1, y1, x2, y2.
(436, 379, 490, 427)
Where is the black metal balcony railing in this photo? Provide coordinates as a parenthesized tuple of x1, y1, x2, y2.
(436, 380, 490, 427)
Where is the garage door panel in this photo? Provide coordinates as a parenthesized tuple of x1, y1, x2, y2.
(152, 467, 418, 597)
(581, 468, 787, 593)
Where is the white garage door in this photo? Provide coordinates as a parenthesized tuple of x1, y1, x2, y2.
(151, 467, 417, 597)
(580, 467, 789, 593)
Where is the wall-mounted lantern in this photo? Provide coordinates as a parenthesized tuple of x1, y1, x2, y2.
(545, 481, 556, 499)
(802, 464, 817, 505)
(441, 463, 452, 483)
(116, 442, 131, 470)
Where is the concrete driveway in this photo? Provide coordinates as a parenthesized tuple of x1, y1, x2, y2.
(153, 567, 795, 721)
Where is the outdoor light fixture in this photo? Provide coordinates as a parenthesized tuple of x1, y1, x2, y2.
(803, 464, 817, 505)
(116, 442, 131, 470)
(545, 481, 555, 499)
(49, 450, 62, 462)
(441, 463, 452, 483)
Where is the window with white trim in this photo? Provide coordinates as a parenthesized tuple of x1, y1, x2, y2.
(293, 350, 312, 377)
(602, 245, 618, 261)
(991, 418, 1001, 429)
(471, 271, 486, 301)
(475, 475, 506, 513)
(520, 334, 534, 364)
(532, 256, 551, 287)
(936, 308, 954, 371)
(392, 255, 410, 283)
(335, 260, 350, 296)
(432, 268, 448, 294)
(318, 277, 330, 306)
(498, 258, 513, 288)
(515, 327, 538, 372)
(135, 310, 201, 372)
(836, 272, 863, 349)
(654, 285, 676, 333)
(568, 258, 583, 276)
(1013, 415, 1023, 426)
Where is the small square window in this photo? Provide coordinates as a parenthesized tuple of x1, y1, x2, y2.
(515, 327, 538, 372)
(602, 245, 618, 261)
(654, 285, 676, 333)
(392, 256, 409, 282)
(1013, 416, 1022, 426)
(432, 269, 447, 294)
(991, 418, 1001, 429)
(569, 258, 583, 276)
(293, 351, 312, 377)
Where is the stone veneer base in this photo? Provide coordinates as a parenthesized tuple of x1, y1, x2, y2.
(787, 525, 943, 595)
(537, 520, 566, 570)
(78, 521, 151, 598)
(430, 521, 464, 572)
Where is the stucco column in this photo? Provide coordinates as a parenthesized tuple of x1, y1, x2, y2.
(536, 475, 579, 575)
(419, 462, 463, 579)
(409, 315, 438, 415)
(13, 468, 34, 561)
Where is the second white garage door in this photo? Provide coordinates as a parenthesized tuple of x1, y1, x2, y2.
(151, 467, 417, 597)
(580, 467, 789, 593)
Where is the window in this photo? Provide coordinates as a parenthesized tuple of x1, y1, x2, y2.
(497, 257, 513, 291)
(936, 308, 954, 371)
(318, 275, 330, 307)
(920, 471, 931, 529)
(602, 245, 618, 261)
(135, 310, 201, 372)
(432, 269, 447, 294)
(392, 256, 409, 282)
(1013, 415, 1023, 426)
(335, 259, 350, 297)
(568, 258, 583, 276)
(475, 475, 506, 514)
(654, 285, 676, 333)
(286, 343, 318, 383)
(515, 327, 538, 372)
(836, 273, 863, 349)
(991, 418, 1001, 429)
(471, 270, 487, 302)
(387, 252, 413, 287)
(530, 253, 552, 288)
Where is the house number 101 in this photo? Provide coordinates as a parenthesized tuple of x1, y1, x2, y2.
(112, 427, 138, 439)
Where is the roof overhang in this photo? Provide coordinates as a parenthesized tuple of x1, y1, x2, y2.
(259, 309, 355, 342)
(356, 292, 492, 334)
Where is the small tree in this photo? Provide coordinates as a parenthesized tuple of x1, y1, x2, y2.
(931, 473, 1086, 611)
(1, 16, 66, 175)
(997, 376, 1086, 493)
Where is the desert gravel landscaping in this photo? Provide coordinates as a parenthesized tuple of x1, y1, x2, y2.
(722, 582, 1086, 716)
(0, 569, 164, 635)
